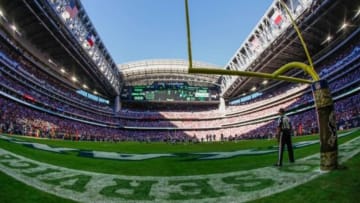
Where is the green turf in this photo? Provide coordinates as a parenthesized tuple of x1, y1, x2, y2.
(250, 153, 360, 203)
(0, 171, 76, 203)
(0, 130, 359, 202)
(0, 130, 358, 176)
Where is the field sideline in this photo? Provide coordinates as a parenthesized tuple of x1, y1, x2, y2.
(0, 129, 360, 202)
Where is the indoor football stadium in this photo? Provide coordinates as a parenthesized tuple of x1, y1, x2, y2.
(0, 0, 360, 202)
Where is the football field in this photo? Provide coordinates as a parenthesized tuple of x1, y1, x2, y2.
(0, 129, 360, 203)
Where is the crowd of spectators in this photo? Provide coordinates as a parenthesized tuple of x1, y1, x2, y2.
(0, 26, 359, 142)
(0, 39, 113, 112)
(0, 63, 118, 125)
(227, 39, 360, 111)
(319, 42, 360, 77)
(236, 91, 360, 140)
(0, 96, 195, 142)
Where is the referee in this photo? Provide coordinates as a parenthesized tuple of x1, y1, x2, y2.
(275, 108, 295, 167)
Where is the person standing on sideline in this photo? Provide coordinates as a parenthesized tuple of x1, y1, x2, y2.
(275, 108, 295, 167)
(297, 121, 303, 136)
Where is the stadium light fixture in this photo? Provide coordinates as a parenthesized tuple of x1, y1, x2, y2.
(60, 68, 66, 73)
(0, 9, 7, 22)
(251, 86, 257, 92)
(48, 58, 58, 66)
(82, 42, 88, 48)
(340, 22, 348, 29)
(71, 76, 77, 82)
(337, 22, 348, 33)
(82, 84, 88, 89)
(93, 90, 98, 95)
(10, 24, 17, 31)
(262, 80, 268, 85)
(354, 8, 360, 18)
(321, 35, 332, 45)
(61, 11, 70, 20)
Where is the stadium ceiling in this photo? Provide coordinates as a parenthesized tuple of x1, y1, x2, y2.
(0, 0, 121, 98)
(1, 0, 359, 101)
(221, 0, 360, 100)
(119, 59, 222, 87)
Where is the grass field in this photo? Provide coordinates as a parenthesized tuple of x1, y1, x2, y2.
(0, 129, 359, 202)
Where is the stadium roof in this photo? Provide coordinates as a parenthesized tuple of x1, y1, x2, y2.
(0, 0, 121, 98)
(118, 59, 221, 87)
(1, 0, 359, 101)
(221, 0, 360, 100)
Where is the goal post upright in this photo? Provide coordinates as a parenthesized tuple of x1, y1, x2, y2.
(184, 0, 338, 171)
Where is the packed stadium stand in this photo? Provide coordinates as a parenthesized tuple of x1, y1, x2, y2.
(0, 0, 359, 143)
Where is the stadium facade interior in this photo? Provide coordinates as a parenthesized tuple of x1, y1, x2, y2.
(0, 0, 359, 143)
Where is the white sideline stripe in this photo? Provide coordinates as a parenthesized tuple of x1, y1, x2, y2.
(0, 135, 359, 203)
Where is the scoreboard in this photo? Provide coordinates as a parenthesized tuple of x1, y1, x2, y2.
(121, 82, 219, 102)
